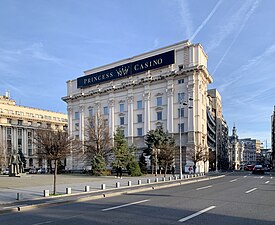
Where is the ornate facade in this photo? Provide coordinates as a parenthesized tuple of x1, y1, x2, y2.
(62, 40, 213, 173)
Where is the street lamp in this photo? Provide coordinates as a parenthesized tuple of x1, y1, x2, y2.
(179, 97, 193, 179)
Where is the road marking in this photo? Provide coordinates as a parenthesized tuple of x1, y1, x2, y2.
(32, 221, 53, 225)
(265, 181, 270, 184)
(196, 185, 213, 190)
(178, 206, 216, 222)
(245, 188, 257, 194)
(260, 176, 263, 179)
(102, 199, 150, 212)
(244, 176, 247, 178)
(230, 179, 238, 182)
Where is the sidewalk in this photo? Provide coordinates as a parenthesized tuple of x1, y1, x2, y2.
(0, 173, 192, 205)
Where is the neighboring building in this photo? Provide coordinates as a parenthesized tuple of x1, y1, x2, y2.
(240, 138, 261, 165)
(272, 106, 275, 168)
(0, 92, 68, 170)
(62, 40, 213, 173)
(228, 126, 244, 170)
(207, 89, 229, 171)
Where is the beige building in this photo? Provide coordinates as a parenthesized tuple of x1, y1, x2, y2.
(0, 92, 68, 170)
(62, 40, 213, 173)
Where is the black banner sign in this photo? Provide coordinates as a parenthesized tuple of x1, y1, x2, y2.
(77, 50, 174, 88)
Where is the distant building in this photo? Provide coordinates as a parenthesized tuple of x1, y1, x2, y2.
(228, 126, 244, 170)
(240, 138, 261, 165)
(62, 40, 213, 173)
(207, 89, 229, 171)
(272, 106, 275, 168)
(0, 92, 68, 171)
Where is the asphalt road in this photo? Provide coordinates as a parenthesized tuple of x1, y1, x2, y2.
(1, 172, 274, 225)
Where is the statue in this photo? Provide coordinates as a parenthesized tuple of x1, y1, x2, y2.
(8, 150, 23, 176)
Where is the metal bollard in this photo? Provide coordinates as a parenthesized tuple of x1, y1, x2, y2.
(169, 176, 172, 181)
(128, 181, 132, 186)
(147, 179, 151, 184)
(162, 177, 166, 181)
(101, 184, 106, 190)
(116, 182, 120, 188)
(43, 190, 50, 197)
(138, 180, 142, 185)
(155, 178, 158, 182)
(16, 193, 22, 200)
(85, 186, 90, 192)
(66, 187, 71, 194)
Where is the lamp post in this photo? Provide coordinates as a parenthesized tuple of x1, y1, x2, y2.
(179, 97, 193, 179)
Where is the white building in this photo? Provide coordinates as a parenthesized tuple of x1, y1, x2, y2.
(62, 40, 213, 173)
(0, 92, 68, 171)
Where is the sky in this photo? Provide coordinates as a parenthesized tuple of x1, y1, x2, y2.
(0, 0, 274, 147)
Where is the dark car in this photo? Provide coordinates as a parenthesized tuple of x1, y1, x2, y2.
(244, 165, 255, 171)
(252, 165, 264, 174)
(29, 168, 37, 174)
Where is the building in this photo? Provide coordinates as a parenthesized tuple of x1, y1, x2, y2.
(272, 106, 275, 168)
(228, 126, 244, 170)
(62, 40, 213, 173)
(240, 138, 261, 165)
(207, 89, 229, 171)
(0, 92, 68, 171)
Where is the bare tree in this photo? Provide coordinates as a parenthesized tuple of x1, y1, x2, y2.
(33, 128, 74, 194)
(0, 142, 7, 171)
(83, 114, 112, 175)
(158, 139, 175, 177)
(187, 146, 207, 173)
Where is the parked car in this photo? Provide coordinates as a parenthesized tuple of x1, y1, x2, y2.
(244, 164, 255, 171)
(37, 168, 47, 174)
(29, 168, 37, 174)
(252, 165, 264, 174)
(2, 168, 9, 175)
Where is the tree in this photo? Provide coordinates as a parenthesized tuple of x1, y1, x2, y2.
(158, 135, 176, 177)
(187, 146, 208, 173)
(145, 127, 166, 175)
(145, 127, 175, 176)
(139, 152, 148, 174)
(34, 128, 74, 195)
(127, 145, 142, 176)
(83, 114, 112, 175)
(0, 143, 7, 172)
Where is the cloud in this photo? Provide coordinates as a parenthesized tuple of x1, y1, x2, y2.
(218, 43, 275, 92)
(208, 0, 259, 54)
(190, 0, 223, 42)
(177, 0, 193, 38)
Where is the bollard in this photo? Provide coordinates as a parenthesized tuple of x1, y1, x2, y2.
(101, 184, 106, 190)
(175, 176, 178, 180)
(66, 187, 71, 194)
(138, 180, 142, 185)
(155, 178, 158, 182)
(43, 190, 50, 197)
(162, 177, 166, 182)
(128, 181, 132, 186)
(147, 179, 151, 184)
(169, 176, 172, 181)
(16, 193, 22, 200)
(116, 182, 120, 188)
(85, 186, 90, 192)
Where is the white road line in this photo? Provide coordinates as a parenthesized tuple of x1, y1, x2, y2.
(245, 188, 257, 194)
(244, 176, 247, 178)
(32, 221, 53, 225)
(230, 179, 238, 182)
(196, 185, 213, 190)
(178, 206, 216, 222)
(260, 176, 263, 179)
(265, 181, 270, 184)
(102, 199, 150, 212)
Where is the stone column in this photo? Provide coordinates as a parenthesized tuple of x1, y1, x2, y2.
(143, 92, 151, 133)
(166, 87, 174, 133)
(127, 96, 134, 144)
(108, 99, 115, 140)
(67, 107, 73, 170)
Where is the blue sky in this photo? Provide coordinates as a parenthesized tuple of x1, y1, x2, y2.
(0, 0, 274, 147)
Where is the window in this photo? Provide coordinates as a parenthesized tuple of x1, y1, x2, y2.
(157, 111, 162, 120)
(157, 97, 162, 106)
(75, 123, 79, 131)
(89, 108, 93, 117)
(178, 123, 184, 133)
(28, 121, 32, 126)
(75, 112, 79, 120)
(137, 100, 142, 109)
(37, 122, 42, 127)
(103, 106, 109, 115)
(120, 117, 124, 125)
(137, 128, 143, 136)
(27, 131, 32, 138)
(119, 103, 124, 112)
(7, 118, 12, 124)
(178, 79, 184, 84)
(18, 129, 22, 137)
(137, 114, 142, 123)
(178, 92, 185, 103)
(47, 123, 51, 128)
(178, 108, 184, 117)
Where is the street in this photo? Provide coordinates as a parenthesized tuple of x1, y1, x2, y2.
(1, 172, 274, 225)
